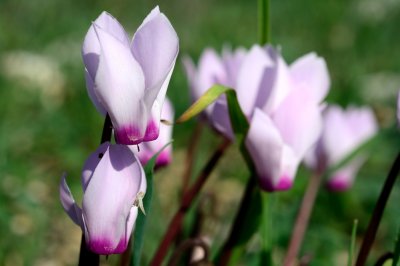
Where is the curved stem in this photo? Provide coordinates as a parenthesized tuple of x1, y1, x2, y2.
(150, 138, 231, 266)
(283, 172, 323, 266)
(374, 252, 393, 266)
(78, 114, 112, 266)
(355, 152, 400, 266)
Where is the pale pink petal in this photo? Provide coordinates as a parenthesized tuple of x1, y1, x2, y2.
(290, 52, 330, 103)
(82, 144, 145, 254)
(143, 65, 175, 141)
(182, 55, 197, 102)
(195, 49, 227, 100)
(130, 8, 178, 141)
(84, 69, 107, 115)
(209, 98, 234, 140)
(125, 207, 139, 242)
(135, 98, 174, 166)
(221, 46, 247, 88)
(345, 106, 377, 142)
(82, 11, 130, 81)
(259, 46, 293, 114)
(245, 109, 298, 191)
(81, 142, 110, 191)
(322, 106, 362, 165)
(272, 86, 322, 159)
(59, 173, 83, 228)
(93, 24, 147, 145)
(131, 8, 178, 110)
(235, 45, 272, 116)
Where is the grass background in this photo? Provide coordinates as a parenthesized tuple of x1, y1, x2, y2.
(0, 0, 400, 265)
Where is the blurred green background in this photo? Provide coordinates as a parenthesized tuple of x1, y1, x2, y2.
(1, 0, 400, 265)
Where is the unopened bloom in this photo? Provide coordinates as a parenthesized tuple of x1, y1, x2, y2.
(60, 142, 146, 254)
(82, 7, 179, 145)
(305, 105, 378, 191)
(134, 98, 174, 167)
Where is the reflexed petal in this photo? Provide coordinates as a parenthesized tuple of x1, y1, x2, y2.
(82, 11, 130, 81)
(245, 109, 298, 191)
(81, 142, 110, 191)
(82, 144, 145, 254)
(135, 98, 174, 166)
(235, 45, 272, 116)
(259, 46, 293, 114)
(209, 98, 234, 140)
(272, 86, 322, 159)
(143, 65, 175, 141)
(125, 207, 139, 242)
(84, 69, 107, 115)
(345, 106, 377, 142)
(131, 8, 179, 108)
(93, 24, 147, 144)
(182, 55, 197, 102)
(195, 49, 227, 100)
(222, 46, 246, 86)
(60, 173, 83, 228)
(290, 52, 330, 103)
(321, 106, 360, 164)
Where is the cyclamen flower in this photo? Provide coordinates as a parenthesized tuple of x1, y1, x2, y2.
(134, 98, 174, 167)
(185, 45, 329, 191)
(305, 105, 378, 191)
(82, 7, 179, 145)
(60, 142, 146, 254)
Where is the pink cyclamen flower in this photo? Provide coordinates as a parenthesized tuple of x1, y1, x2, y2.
(134, 98, 174, 167)
(60, 142, 146, 254)
(244, 46, 330, 191)
(82, 7, 179, 145)
(184, 45, 329, 139)
(184, 45, 329, 191)
(305, 105, 378, 191)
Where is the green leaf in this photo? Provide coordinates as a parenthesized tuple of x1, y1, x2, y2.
(175, 84, 251, 167)
(176, 84, 249, 135)
(131, 142, 172, 266)
(393, 227, 400, 266)
(176, 85, 231, 123)
(348, 219, 358, 266)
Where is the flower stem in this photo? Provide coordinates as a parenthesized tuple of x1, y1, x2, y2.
(355, 152, 400, 266)
(283, 171, 323, 266)
(150, 138, 231, 266)
(217, 176, 257, 266)
(258, 0, 270, 45)
(182, 123, 204, 195)
(78, 114, 112, 266)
